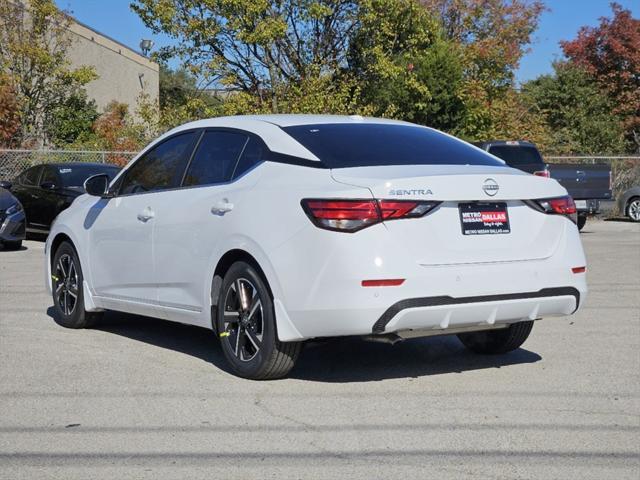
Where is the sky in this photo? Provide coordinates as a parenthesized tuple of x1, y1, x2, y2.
(55, 0, 639, 84)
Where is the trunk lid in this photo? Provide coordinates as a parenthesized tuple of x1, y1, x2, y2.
(331, 165, 569, 265)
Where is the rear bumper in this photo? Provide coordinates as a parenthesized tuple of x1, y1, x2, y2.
(270, 216, 587, 341)
(574, 199, 601, 214)
(373, 287, 579, 334)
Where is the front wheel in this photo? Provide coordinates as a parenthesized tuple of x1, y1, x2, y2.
(457, 321, 534, 354)
(216, 261, 301, 379)
(51, 241, 103, 328)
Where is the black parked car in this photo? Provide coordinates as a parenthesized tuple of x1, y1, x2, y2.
(1, 163, 121, 236)
(0, 186, 26, 250)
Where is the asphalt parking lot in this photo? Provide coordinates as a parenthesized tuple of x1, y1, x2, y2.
(0, 219, 638, 479)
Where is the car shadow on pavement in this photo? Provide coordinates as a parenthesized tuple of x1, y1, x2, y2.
(0, 245, 27, 252)
(47, 308, 542, 382)
(291, 336, 541, 382)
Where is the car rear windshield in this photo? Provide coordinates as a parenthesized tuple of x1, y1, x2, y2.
(487, 146, 544, 167)
(282, 123, 505, 168)
(57, 165, 121, 187)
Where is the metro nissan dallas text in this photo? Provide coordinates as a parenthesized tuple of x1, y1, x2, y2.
(45, 115, 587, 379)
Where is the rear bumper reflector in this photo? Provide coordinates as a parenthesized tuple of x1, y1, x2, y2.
(362, 279, 405, 287)
(571, 266, 586, 274)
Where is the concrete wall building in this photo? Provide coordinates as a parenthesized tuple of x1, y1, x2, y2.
(64, 18, 159, 118)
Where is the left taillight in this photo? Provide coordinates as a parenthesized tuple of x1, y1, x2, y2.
(533, 169, 550, 178)
(301, 199, 440, 233)
(528, 195, 578, 224)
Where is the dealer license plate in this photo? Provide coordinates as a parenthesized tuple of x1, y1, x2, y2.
(459, 202, 510, 235)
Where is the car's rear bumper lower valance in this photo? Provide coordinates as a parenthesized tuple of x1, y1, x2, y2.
(372, 287, 580, 334)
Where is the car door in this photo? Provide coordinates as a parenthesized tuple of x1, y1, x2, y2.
(36, 166, 65, 229)
(12, 166, 44, 231)
(87, 131, 199, 313)
(152, 130, 265, 325)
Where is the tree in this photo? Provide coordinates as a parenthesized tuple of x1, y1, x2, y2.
(420, 0, 545, 91)
(46, 91, 99, 146)
(159, 66, 199, 110)
(349, 0, 466, 130)
(523, 63, 626, 154)
(132, 0, 359, 112)
(560, 3, 639, 151)
(0, 75, 21, 147)
(0, 0, 97, 146)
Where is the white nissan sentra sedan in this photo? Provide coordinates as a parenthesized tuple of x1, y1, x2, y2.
(45, 115, 587, 379)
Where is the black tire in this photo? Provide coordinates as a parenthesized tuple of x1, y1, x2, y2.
(457, 320, 534, 354)
(216, 261, 301, 380)
(577, 214, 587, 231)
(2, 240, 22, 250)
(51, 241, 102, 329)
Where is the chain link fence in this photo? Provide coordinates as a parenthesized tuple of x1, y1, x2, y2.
(0, 149, 138, 181)
(1, 149, 638, 198)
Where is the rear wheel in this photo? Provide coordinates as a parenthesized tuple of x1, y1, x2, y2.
(51, 241, 102, 328)
(577, 214, 587, 231)
(457, 320, 534, 354)
(216, 261, 301, 379)
(626, 197, 640, 222)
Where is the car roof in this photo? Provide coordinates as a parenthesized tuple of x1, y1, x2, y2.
(475, 140, 538, 148)
(193, 114, 412, 128)
(152, 115, 421, 162)
(47, 162, 121, 169)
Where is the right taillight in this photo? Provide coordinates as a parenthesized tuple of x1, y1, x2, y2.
(528, 195, 578, 224)
(301, 199, 440, 232)
(533, 169, 550, 178)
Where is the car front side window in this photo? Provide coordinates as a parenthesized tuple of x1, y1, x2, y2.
(40, 167, 60, 187)
(118, 132, 198, 195)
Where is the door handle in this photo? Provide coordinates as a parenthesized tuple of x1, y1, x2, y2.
(137, 207, 155, 222)
(211, 200, 234, 215)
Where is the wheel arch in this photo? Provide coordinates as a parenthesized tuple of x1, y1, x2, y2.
(208, 247, 304, 341)
(50, 232, 75, 267)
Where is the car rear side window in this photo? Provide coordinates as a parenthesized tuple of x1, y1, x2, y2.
(20, 166, 43, 186)
(282, 123, 504, 168)
(232, 137, 266, 179)
(183, 131, 248, 186)
(487, 146, 544, 167)
(119, 132, 197, 195)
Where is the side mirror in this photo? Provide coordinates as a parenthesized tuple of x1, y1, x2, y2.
(0, 180, 11, 190)
(84, 174, 111, 197)
(40, 181, 58, 190)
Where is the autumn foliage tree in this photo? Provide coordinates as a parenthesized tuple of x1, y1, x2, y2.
(0, 75, 21, 147)
(560, 3, 640, 151)
(89, 102, 146, 165)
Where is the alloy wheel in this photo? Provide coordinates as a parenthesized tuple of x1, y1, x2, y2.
(628, 200, 640, 221)
(222, 278, 264, 362)
(54, 253, 79, 316)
